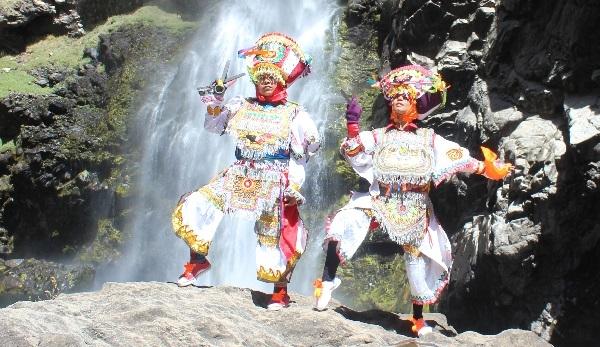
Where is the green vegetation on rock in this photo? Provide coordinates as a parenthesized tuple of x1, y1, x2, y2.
(0, 5, 197, 98)
(78, 219, 124, 264)
(0, 70, 52, 97)
(338, 253, 413, 313)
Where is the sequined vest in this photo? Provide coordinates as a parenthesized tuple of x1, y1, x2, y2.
(372, 128, 435, 186)
(226, 99, 297, 160)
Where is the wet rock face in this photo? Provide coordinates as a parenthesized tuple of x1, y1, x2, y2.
(0, 66, 113, 260)
(359, 0, 600, 344)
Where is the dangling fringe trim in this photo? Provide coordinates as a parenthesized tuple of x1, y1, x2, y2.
(380, 223, 427, 247)
(233, 141, 290, 161)
(375, 173, 430, 186)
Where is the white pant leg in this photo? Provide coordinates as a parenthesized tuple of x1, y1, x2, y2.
(325, 208, 372, 262)
(173, 191, 225, 255)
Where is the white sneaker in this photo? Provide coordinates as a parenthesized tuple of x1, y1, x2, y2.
(411, 317, 433, 337)
(176, 261, 211, 287)
(313, 277, 341, 311)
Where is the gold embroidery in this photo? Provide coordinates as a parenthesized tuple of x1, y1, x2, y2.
(373, 130, 433, 182)
(403, 244, 421, 257)
(371, 194, 428, 246)
(207, 105, 222, 116)
(446, 148, 463, 161)
(258, 213, 279, 229)
(198, 186, 225, 210)
(344, 143, 364, 157)
(257, 234, 279, 246)
(171, 204, 211, 255)
(289, 182, 301, 192)
(256, 251, 302, 283)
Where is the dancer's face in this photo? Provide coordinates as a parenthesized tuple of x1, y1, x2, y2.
(257, 75, 277, 97)
(390, 94, 411, 116)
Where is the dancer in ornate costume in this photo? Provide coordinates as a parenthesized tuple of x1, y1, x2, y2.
(172, 33, 320, 310)
(312, 65, 511, 335)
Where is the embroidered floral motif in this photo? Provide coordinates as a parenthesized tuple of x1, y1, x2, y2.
(446, 148, 463, 160)
(194, 160, 287, 220)
(207, 105, 222, 116)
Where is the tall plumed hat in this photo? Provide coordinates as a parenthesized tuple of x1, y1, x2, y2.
(238, 32, 312, 86)
(373, 65, 448, 119)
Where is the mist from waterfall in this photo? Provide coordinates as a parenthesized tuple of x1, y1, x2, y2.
(96, 0, 343, 295)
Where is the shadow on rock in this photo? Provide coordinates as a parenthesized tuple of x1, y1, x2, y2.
(251, 290, 272, 309)
(334, 306, 457, 338)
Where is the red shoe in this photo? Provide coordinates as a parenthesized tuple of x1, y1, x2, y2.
(410, 317, 433, 337)
(267, 286, 290, 311)
(177, 260, 211, 287)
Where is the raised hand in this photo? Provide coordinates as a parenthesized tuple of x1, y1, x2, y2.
(345, 96, 362, 124)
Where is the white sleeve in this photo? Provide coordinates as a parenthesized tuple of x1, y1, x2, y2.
(431, 133, 480, 186)
(290, 108, 321, 159)
(286, 108, 321, 204)
(202, 96, 245, 134)
(340, 130, 377, 185)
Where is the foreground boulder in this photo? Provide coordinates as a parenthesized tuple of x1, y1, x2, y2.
(0, 282, 550, 346)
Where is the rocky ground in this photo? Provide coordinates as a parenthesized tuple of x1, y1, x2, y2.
(0, 282, 551, 347)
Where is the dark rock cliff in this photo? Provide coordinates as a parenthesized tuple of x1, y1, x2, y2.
(343, 0, 600, 345)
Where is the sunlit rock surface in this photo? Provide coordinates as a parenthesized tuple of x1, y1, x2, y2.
(0, 282, 551, 347)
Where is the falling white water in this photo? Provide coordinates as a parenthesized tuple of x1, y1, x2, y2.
(98, 0, 343, 295)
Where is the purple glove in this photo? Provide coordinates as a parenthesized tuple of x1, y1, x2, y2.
(345, 96, 362, 124)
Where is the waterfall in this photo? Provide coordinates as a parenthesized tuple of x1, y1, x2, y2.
(98, 0, 343, 295)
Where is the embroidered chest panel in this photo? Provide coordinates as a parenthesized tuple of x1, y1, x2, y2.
(372, 128, 434, 185)
(226, 100, 295, 159)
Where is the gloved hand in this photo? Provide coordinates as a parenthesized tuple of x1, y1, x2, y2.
(480, 146, 513, 180)
(345, 96, 362, 124)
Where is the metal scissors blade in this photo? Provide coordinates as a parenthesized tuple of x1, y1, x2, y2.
(221, 60, 231, 81)
(224, 72, 245, 84)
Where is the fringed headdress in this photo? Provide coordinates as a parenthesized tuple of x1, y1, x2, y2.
(371, 65, 448, 120)
(238, 32, 312, 86)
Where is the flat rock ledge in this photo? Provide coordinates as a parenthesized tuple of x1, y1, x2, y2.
(0, 282, 551, 347)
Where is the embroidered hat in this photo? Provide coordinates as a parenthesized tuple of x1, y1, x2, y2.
(238, 32, 312, 86)
(374, 65, 448, 119)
